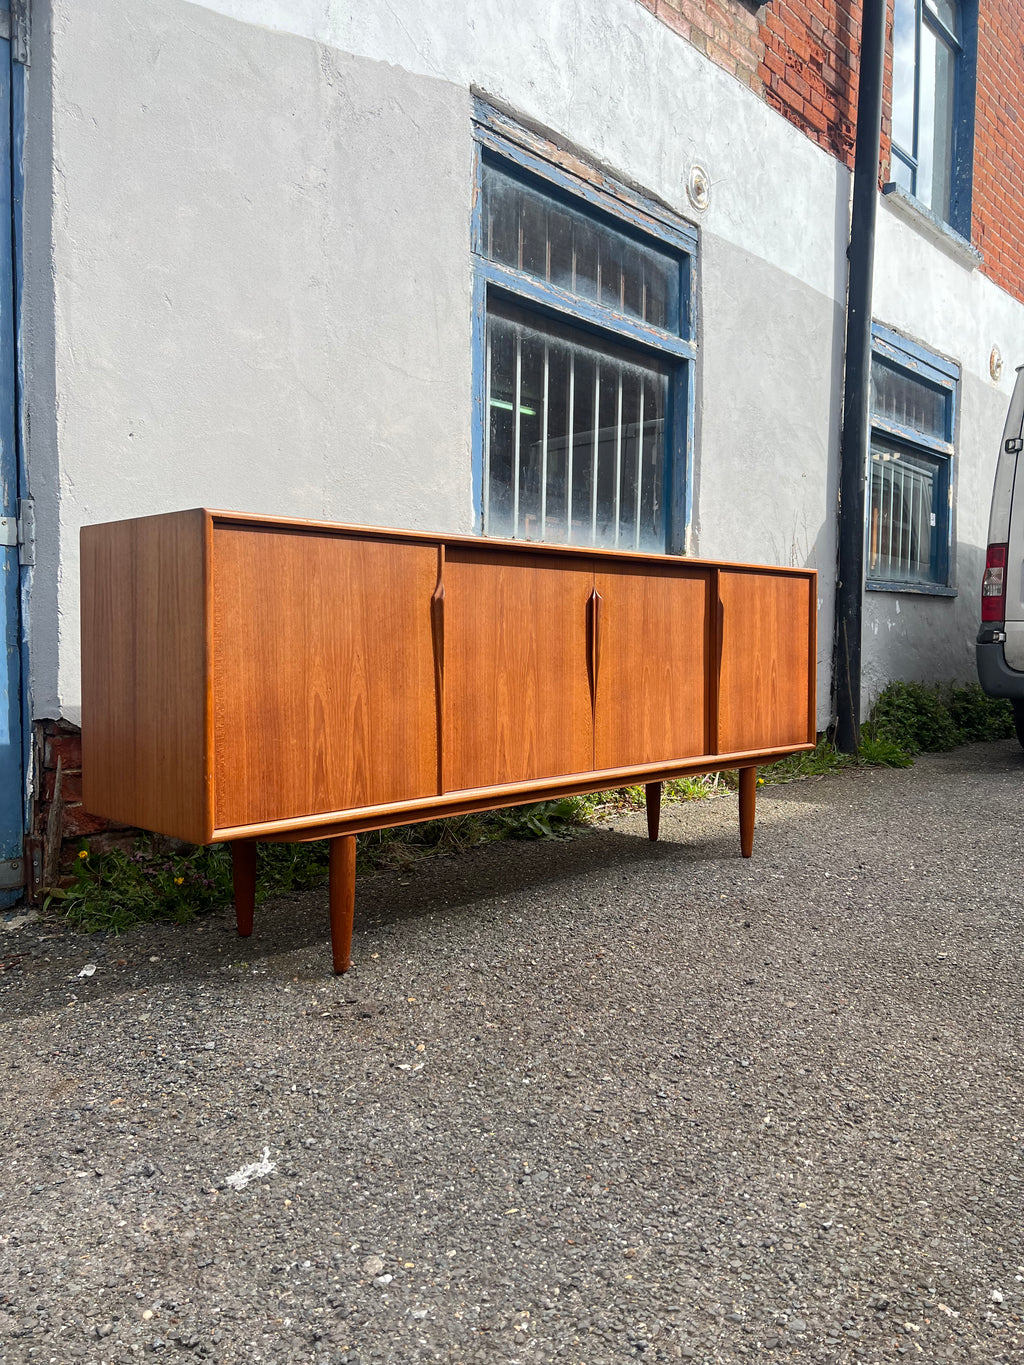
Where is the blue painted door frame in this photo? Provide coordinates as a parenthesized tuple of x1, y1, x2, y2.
(0, 4, 23, 908)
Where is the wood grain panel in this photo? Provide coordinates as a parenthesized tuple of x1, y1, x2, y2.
(594, 564, 710, 769)
(717, 570, 815, 753)
(211, 526, 438, 828)
(442, 549, 594, 791)
(81, 510, 211, 843)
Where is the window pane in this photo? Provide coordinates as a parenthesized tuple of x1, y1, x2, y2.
(485, 303, 670, 551)
(486, 318, 516, 537)
(891, 150, 916, 196)
(892, 0, 917, 157)
(481, 161, 681, 335)
(867, 442, 943, 584)
(925, 0, 957, 36)
(918, 23, 956, 220)
(871, 357, 948, 440)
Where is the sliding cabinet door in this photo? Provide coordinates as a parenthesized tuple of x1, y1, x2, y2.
(717, 569, 815, 754)
(442, 549, 594, 792)
(594, 564, 710, 770)
(211, 527, 439, 829)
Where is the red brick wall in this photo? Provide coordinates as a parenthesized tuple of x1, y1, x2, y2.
(760, 0, 860, 165)
(635, 0, 765, 91)
(971, 2, 1024, 302)
(640, 0, 1024, 309)
(29, 720, 130, 895)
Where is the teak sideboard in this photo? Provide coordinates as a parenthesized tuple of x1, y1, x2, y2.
(81, 510, 817, 972)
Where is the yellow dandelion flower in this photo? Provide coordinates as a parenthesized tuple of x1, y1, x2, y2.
(77, 849, 88, 859)
(174, 876, 184, 885)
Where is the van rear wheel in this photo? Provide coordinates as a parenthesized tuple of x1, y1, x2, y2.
(1014, 702, 1024, 750)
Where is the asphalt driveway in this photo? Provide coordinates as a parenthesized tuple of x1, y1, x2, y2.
(1, 741, 1023, 1364)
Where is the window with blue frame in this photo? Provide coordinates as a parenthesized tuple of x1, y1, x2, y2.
(889, 0, 976, 236)
(867, 326, 959, 593)
(472, 105, 697, 554)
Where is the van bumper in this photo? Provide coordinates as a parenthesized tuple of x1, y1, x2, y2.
(976, 639, 1024, 701)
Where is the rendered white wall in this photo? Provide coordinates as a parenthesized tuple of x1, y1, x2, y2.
(33, 0, 475, 722)
(191, 0, 847, 302)
(864, 203, 1022, 703)
(26, 0, 1024, 730)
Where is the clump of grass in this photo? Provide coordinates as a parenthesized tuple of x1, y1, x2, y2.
(855, 734, 914, 768)
(759, 735, 854, 784)
(46, 797, 594, 934)
(45, 839, 335, 934)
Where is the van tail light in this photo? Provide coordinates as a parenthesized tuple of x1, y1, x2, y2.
(981, 542, 1008, 621)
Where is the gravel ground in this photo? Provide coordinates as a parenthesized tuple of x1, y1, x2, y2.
(1, 741, 1023, 1365)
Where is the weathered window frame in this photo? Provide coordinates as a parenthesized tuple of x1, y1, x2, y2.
(866, 324, 959, 596)
(471, 101, 698, 555)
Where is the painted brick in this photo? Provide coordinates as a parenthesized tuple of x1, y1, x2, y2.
(44, 730, 83, 772)
(42, 770, 83, 805)
(648, 0, 766, 94)
(63, 804, 114, 839)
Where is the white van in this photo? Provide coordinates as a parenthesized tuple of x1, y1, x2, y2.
(977, 366, 1024, 741)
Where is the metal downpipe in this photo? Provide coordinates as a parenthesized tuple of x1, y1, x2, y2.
(835, 0, 887, 754)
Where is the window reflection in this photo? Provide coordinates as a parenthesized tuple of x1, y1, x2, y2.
(889, 0, 960, 224)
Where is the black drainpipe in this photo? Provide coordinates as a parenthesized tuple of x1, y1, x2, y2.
(834, 0, 887, 754)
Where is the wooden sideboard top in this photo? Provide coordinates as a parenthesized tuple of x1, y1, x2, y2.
(92, 508, 818, 580)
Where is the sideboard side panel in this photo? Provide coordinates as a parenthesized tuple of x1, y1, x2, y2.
(594, 564, 709, 769)
(81, 510, 211, 843)
(717, 570, 816, 753)
(441, 549, 594, 791)
(211, 527, 439, 828)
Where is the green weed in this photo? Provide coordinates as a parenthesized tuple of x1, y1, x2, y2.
(867, 679, 1013, 755)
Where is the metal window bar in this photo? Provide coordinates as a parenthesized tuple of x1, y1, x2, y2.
(566, 353, 575, 543)
(915, 469, 923, 574)
(483, 323, 493, 534)
(613, 374, 623, 548)
(591, 363, 600, 541)
(886, 456, 895, 571)
(635, 384, 645, 550)
(540, 342, 549, 539)
(512, 331, 522, 536)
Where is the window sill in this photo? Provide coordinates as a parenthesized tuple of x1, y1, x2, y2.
(880, 184, 982, 271)
(867, 579, 957, 599)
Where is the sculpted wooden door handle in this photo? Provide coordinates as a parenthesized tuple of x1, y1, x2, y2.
(587, 586, 603, 707)
(430, 580, 445, 675)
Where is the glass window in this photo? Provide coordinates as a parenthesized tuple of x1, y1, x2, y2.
(867, 328, 958, 592)
(868, 442, 942, 584)
(472, 120, 696, 555)
(480, 163, 681, 336)
(486, 303, 669, 551)
(890, 0, 968, 230)
(870, 358, 948, 440)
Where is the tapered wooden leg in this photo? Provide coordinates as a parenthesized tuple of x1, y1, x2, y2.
(739, 766, 756, 858)
(329, 835, 357, 975)
(645, 781, 662, 842)
(232, 839, 257, 937)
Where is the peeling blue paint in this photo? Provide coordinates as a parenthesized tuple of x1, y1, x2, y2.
(0, 10, 24, 905)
